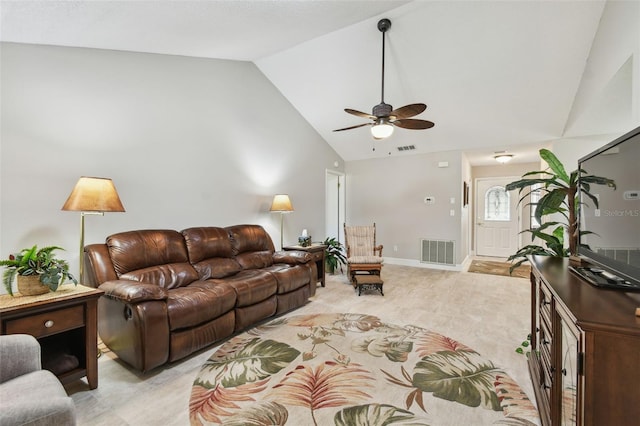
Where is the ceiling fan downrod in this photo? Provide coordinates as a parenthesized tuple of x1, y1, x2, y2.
(378, 18, 391, 106)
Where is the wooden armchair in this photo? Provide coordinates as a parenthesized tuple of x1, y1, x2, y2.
(344, 223, 384, 283)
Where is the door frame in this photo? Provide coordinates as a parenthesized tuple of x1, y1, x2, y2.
(474, 176, 522, 256)
(325, 170, 346, 244)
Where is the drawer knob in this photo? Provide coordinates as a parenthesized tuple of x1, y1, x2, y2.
(44, 320, 54, 328)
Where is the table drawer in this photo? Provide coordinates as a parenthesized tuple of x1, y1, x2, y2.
(5, 305, 84, 337)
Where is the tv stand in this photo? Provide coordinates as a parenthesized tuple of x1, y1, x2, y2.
(569, 265, 640, 291)
(529, 255, 640, 426)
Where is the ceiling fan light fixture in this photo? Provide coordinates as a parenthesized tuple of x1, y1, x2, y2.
(371, 120, 394, 139)
(494, 154, 514, 163)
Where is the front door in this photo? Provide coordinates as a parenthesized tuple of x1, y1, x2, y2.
(475, 177, 520, 257)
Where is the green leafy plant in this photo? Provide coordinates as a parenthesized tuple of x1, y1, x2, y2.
(515, 334, 531, 357)
(505, 149, 615, 272)
(323, 237, 347, 274)
(0, 245, 77, 296)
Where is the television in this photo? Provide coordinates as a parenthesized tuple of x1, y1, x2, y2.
(575, 125, 640, 291)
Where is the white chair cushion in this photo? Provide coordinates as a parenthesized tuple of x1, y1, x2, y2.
(348, 256, 383, 264)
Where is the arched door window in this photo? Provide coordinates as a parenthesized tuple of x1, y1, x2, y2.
(484, 186, 510, 221)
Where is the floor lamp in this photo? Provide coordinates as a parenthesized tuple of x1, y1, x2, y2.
(61, 177, 125, 285)
(270, 194, 293, 250)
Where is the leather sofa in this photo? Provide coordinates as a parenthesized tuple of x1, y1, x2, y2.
(83, 224, 316, 372)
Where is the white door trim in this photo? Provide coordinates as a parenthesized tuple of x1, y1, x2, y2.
(325, 170, 346, 244)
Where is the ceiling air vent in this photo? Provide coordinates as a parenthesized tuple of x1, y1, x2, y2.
(396, 145, 416, 152)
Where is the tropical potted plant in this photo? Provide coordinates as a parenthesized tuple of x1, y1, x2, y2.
(322, 237, 347, 274)
(1, 245, 77, 296)
(505, 148, 615, 272)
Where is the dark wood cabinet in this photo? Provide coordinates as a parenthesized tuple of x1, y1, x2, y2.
(0, 285, 103, 389)
(529, 256, 640, 426)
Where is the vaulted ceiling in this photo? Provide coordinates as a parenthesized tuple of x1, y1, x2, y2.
(1, 1, 629, 165)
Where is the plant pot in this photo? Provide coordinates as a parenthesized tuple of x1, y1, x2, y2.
(17, 275, 50, 296)
(325, 261, 335, 275)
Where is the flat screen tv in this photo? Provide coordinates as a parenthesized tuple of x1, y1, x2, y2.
(576, 125, 640, 290)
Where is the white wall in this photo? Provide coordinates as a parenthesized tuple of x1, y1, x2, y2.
(0, 42, 344, 290)
(345, 150, 464, 267)
(564, 0, 640, 136)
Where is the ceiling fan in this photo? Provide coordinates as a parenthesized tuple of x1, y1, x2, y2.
(333, 18, 434, 139)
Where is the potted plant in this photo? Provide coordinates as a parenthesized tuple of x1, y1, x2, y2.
(1, 245, 77, 296)
(322, 237, 347, 274)
(505, 148, 615, 272)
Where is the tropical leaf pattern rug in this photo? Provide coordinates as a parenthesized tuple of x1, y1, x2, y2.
(190, 313, 539, 425)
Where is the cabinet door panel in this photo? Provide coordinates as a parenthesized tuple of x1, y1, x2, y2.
(559, 318, 580, 425)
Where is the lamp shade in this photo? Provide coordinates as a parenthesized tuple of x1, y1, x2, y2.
(61, 177, 125, 212)
(270, 194, 293, 212)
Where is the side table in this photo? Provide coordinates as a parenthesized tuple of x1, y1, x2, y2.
(283, 244, 327, 287)
(0, 284, 103, 389)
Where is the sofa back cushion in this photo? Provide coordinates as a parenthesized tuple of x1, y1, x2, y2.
(182, 227, 242, 279)
(226, 224, 275, 270)
(107, 230, 198, 289)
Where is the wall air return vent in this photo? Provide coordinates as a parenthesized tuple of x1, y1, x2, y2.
(397, 145, 416, 152)
(420, 239, 455, 265)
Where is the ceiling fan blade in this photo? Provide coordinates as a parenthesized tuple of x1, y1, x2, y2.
(390, 103, 427, 119)
(333, 122, 372, 132)
(345, 108, 376, 120)
(393, 119, 435, 130)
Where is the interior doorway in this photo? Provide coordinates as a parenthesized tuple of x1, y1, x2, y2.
(475, 177, 520, 258)
(325, 170, 345, 244)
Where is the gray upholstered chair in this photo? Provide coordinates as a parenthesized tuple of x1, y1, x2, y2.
(0, 334, 76, 426)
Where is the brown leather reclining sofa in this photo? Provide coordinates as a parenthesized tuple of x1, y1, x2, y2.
(83, 224, 316, 372)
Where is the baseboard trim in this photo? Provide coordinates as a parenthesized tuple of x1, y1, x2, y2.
(383, 257, 464, 272)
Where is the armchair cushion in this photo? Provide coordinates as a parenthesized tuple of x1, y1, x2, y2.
(348, 256, 384, 264)
(0, 334, 76, 425)
(0, 334, 40, 383)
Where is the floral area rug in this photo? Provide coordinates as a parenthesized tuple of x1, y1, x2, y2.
(190, 313, 539, 425)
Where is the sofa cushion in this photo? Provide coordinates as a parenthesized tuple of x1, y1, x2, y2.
(209, 270, 277, 308)
(227, 225, 275, 269)
(166, 283, 236, 331)
(234, 251, 274, 270)
(265, 264, 312, 294)
(182, 227, 243, 279)
(107, 230, 199, 289)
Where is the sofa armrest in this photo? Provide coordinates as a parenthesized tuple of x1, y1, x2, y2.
(99, 280, 168, 303)
(273, 250, 312, 265)
(0, 334, 41, 383)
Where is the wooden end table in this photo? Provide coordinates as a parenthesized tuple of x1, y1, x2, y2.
(283, 244, 327, 287)
(0, 284, 103, 389)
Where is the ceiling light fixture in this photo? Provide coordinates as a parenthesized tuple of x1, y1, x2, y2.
(333, 18, 434, 139)
(494, 154, 514, 163)
(371, 119, 394, 139)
